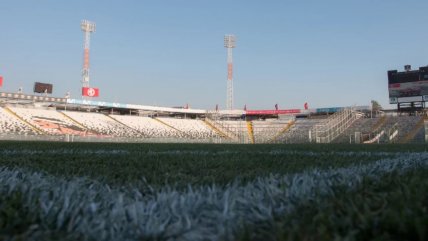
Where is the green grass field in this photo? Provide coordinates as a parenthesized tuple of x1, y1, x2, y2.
(0, 141, 427, 241)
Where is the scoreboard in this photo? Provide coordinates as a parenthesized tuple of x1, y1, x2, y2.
(33, 82, 53, 94)
(388, 66, 428, 103)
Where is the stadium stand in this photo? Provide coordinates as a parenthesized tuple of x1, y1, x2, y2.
(359, 116, 417, 143)
(383, 116, 424, 143)
(310, 108, 359, 143)
(8, 107, 92, 136)
(0, 107, 38, 135)
(157, 117, 220, 139)
(204, 118, 239, 140)
(252, 119, 291, 143)
(400, 117, 425, 143)
(110, 115, 181, 138)
(203, 119, 230, 139)
(217, 120, 252, 143)
(333, 117, 381, 143)
(370, 116, 387, 133)
(274, 118, 324, 143)
(0, 101, 425, 144)
(333, 115, 425, 143)
(62, 111, 142, 137)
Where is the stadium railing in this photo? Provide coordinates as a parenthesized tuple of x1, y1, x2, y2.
(310, 108, 359, 143)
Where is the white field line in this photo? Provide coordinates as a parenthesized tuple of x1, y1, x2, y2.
(0, 149, 130, 155)
(144, 150, 405, 157)
(0, 153, 427, 241)
(0, 148, 416, 158)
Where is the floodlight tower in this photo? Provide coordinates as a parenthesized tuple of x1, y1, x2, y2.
(224, 34, 236, 110)
(81, 20, 96, 89)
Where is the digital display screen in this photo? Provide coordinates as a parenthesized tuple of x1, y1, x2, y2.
(388, 67, 428, 98)
(34, 82, 53, 94)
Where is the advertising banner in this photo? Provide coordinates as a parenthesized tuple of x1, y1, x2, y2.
(246, 109, 301, 115)
(315, 107, 343, 114)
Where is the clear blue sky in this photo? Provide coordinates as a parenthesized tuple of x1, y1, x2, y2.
(1, 0, 427, 110)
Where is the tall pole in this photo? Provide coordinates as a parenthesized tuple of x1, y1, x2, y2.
(224, 34, 236, 110)
(81, 20, 96, 94)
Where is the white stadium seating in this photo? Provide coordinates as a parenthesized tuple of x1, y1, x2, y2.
(157, 117, 219, 139)
(0, 105, 425, 144)
(9, 107, 90, 136)
(217, 120, 251, 143)
(0, 107, 37, 135)
(62, 111, 142, 137)
(110, 115, 181, 138)
(252, 119, 290, 143)
(275, 118, 324, 143)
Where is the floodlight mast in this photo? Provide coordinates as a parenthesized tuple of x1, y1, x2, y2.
(81, 20, 96, 92)
(224, 34, 236, 110)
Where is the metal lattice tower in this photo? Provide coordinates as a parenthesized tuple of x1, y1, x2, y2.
(81, 20, 96, 90)
(224, 34, 236, 110)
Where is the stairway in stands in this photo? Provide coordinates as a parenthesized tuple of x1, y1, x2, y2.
(370, 115, 387, 133)
(106, 114, 143, 135)
(269, 120, 295, 143)
(154, 117, 188, 137)
(246, 121, 255, 144)
(204, 118, 239, 141)
(59, 111, 88, 130)
(3, 107, 44, 134)
(203, 119, 230, 139)
(399, 117, 425, 143)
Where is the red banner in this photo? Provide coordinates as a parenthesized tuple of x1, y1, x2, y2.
(0, 76, 3, 87)
(82, 87, 99, 97)
(246, 109, 301, 115)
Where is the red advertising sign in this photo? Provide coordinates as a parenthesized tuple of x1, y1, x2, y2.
(246, 109, 301, 115)
(82, 87, 99, 97)
(0, 76, 3, 87)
